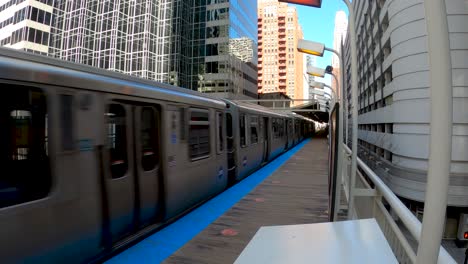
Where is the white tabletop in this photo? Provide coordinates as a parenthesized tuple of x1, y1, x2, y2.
(234, 218, 398, 264)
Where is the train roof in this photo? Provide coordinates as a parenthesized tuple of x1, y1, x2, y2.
(224, 100, 290, 118)
(0, 48, 225, 109)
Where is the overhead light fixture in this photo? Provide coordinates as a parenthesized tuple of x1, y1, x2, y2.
(297, 39, 325, 56)
(307, 66, 326, 78)
(310, 81, 326, 89)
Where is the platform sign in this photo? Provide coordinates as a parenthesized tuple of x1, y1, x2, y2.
(328, 103, 339, 222)
(279, 0, 322, 8)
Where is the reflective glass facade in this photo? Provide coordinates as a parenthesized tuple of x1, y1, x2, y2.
(197, 0, 258, 99)
(51, 0, 174, 82)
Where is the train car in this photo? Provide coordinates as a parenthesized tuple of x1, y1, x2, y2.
(0, 48, 315, 263)
(295, 114, 310, 141)
(0, 49, 228, 263)
(223, 100, 289, 182)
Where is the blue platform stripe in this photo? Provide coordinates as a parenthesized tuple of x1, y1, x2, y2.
(106, 138, 311, 264)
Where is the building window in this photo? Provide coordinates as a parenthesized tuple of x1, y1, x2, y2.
(386, 123, 393, 134)
(189, 109, 210, 160)
(1, 86, 50, 208)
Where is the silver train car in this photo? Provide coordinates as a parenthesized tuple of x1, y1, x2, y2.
(0, 48, 314, 263)
(224, 101, 289, 182)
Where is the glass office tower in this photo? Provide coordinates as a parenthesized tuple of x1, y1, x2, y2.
(50, 0, 175, 82)
(197, 0, 258, 99)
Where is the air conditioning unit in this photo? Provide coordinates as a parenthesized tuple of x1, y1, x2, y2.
(458, 213, 468, 240)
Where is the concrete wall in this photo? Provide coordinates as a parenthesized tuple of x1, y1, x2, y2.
(344, 0, 468, 206)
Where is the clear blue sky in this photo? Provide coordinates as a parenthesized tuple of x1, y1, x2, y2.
(290, 0, 348, 84)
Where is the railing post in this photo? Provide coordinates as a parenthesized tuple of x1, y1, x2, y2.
(342, 0, 359, 220)
(416, 0, 453, 263)
(341, 40, 348, 146)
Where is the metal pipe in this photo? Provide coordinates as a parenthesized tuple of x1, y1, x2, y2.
(342, 0, 359, 220)
(337, 51, 345, 221)
(341, 40, 348, 146)
(329, 71, 344, 222)
(416, 0, 453, 263)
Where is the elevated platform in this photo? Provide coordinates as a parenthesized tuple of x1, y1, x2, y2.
(164, 138, 330, 263)
(106, 138, 339, 263)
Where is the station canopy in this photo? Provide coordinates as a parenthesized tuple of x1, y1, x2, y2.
(292, 101, 329, 123)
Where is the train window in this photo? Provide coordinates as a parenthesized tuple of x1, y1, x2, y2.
(239, 114, 247, 147)
(250, 116, 258, 144)
(60, 95, 75, 151)
(0, 86, 50, 208)
(226, 113, 233, 151)
(141, 107, 158, 171)
(189, 109, 210, 160)
(216, 112, 223, 153)
(278, 119, 284, 138)
(107, 104, 128, 178)
(272, 119, 278, 139)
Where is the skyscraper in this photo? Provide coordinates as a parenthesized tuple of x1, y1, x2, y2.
(331, 10, 347, 95)
(198, 0, 258, 99)
(305, 54, 316, 99)
(50, 0, 192, 85)
(257, 0, 304, 104)
(0, 0, 54, 55)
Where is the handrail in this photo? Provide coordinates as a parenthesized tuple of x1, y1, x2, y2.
(343, 144, 455, 264)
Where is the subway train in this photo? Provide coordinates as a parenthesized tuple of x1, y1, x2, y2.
(0, 48, 314, 263)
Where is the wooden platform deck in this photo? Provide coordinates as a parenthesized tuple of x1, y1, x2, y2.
(164, 138, 330, 264)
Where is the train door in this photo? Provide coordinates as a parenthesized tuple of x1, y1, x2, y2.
(134, 106, 161, 227)
(262, 117, 269, 163)
(103, 101, 161, 244)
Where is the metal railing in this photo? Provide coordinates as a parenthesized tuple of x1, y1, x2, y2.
(341, 144, 456, 264)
